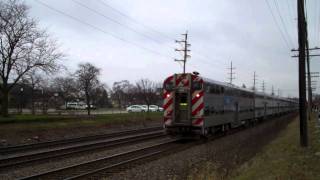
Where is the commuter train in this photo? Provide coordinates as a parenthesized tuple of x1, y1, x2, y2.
(162, 72, 298, 136)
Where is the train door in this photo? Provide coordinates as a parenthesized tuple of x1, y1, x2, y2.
(174, 92, 190, 124)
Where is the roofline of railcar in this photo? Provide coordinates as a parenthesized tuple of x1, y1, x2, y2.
(164, 73, 298, 104)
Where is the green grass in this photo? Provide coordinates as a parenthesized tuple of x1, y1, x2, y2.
(231, 114, 320, 180)
(0, 112, 162, 133)
(0, 112, 163, 144)
(0, 112, 162, 124)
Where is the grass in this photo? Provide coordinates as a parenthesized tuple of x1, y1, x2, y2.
(0, 112, 162, 132)
(0, 112, 162, 123)
(231, 114, 320, 180)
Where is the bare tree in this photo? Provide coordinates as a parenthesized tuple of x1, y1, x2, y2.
(75, 63, 100, 116)
(136, 79, 159, 113)
(112, 80, 132, 108)
(51, 76, 79, 109)
(91, 85, 111, 108)
(21, 69, 43, 115)
(0, 0, 63, 116)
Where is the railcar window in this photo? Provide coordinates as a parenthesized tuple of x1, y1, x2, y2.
(193, 82, 202, 90)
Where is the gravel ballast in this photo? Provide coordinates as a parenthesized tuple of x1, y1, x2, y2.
(0, 136, 172, 179)
(107, 114, 296, 180)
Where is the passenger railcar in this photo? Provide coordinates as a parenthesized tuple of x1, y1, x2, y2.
(162, 73, 298, 136)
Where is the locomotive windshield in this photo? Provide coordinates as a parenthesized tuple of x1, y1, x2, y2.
(164, 82, 174, 91)
(193, 81, 202, 90)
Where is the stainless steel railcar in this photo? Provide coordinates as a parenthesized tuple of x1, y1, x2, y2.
(162, 73, 298, 136)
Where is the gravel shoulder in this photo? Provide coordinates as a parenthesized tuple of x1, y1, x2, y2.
(107, 113, 297, 180)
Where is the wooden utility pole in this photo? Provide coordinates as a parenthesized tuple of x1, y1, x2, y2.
(228, 61, 236, 85)
(262, 80, 266, 93)
(272, 85, 274, 96)
(305, 21, 312, 121)
(253, 71, 258, 91)
(175, 31, 191, 74)
(253, 71, 258, 121)
(297, 0, 308, 147)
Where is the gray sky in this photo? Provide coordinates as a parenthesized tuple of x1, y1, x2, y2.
(25, 0, 320, 97)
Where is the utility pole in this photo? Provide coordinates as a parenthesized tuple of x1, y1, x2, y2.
(297, 0, 308, 147)
(278, 88, 280, 97)
(253, 71, 258, 121)
(228, 61, 236, 85)
(262, 80, 265, 93)
(305, 23, 312, 121)
(253, 71, 258, 91)
(175, 31, 191, 74)
(272, 85, 274, 96)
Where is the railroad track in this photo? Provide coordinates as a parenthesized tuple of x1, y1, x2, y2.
(19, 139, 186, 180)
(0, 126, 162, 155)
(0, 128, 165, 170)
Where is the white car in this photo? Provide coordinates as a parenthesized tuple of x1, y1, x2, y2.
(126, 105, 144, 112)
(149, 105, 163, 112)
(141, 105, 163, 112)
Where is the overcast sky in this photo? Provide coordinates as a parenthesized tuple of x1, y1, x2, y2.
(25, 0, 320, 97)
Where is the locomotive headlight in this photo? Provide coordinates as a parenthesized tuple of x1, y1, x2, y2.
(196, 93, 200, 98)
(166, 94, 171, 98)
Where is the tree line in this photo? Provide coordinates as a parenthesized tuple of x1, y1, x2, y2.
(0, 0, 162, 117)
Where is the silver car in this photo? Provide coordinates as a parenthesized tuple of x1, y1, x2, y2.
(126, 105, 144, 112)
(140, 105, 163, 112)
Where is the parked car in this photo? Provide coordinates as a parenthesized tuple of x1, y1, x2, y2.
(85, 104, 97, 110)
(149, 105, 164, 112)
(126, 105, 144, 112)
(141, 105, 163, 112)
(66, 102, 86, 110)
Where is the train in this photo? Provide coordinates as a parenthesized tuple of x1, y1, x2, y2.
(162, 72, 298, 136)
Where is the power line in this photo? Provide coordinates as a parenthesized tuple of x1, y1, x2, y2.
(96, 0, 231, 71)
(286, 0, 295, 25)
(34, 0, 173, 60)
(71, 0, 166, 45)
(97, 0, 174, 41)
(273, 0, 295, 46)
(316, 0, 320, 46)
(265, 0, 292, 49)
(93, 0, 230, 73)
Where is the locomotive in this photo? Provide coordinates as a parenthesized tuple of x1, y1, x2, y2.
(162, 72, 298, 136)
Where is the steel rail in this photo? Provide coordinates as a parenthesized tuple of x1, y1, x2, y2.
(0, 126, 162, 155)
(19, 139, 180, 180)
(0, 131, 165, 169)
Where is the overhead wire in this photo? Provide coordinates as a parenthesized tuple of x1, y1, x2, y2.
(273, 0, 295, 47)
(98, 0, 174, 42)
(315, 0, 320, 46)
(96, 0, 230, 72)
(264, 0, 292, 50)
(71, 0, 167, 46)
(33, 0, 174, 60)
